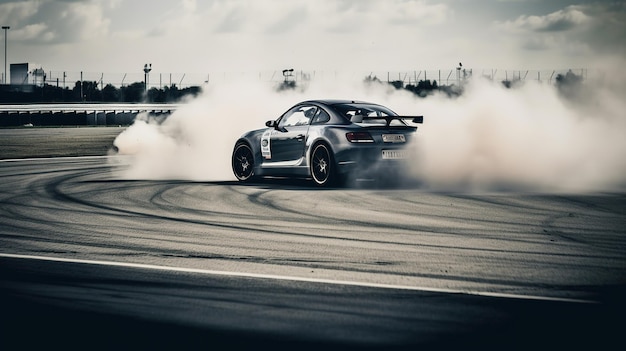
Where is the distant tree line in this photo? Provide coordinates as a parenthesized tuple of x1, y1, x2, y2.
(362, 70, 584, 99)
(364, 74, 461, 98)
(0, 81, 201, 103)
(554, 70, 584, 99)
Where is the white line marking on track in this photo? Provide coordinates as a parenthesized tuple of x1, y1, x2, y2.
(0, 253, 594, 304)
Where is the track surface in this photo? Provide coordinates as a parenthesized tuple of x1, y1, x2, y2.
(0, 128, 625, 350)
(0, 126, 123, 158)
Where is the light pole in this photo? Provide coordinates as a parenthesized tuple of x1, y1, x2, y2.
(143, 63, 152, 93)
(2, 26, 9, 85)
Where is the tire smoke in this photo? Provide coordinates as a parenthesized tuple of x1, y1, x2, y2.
(113, 69, 626, 192)
(391, 77, 626, 192)
(113, 81, 298, 181)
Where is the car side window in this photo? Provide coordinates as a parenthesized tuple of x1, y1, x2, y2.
(279, 106, 316, 128)
(311, 108, 330, 125)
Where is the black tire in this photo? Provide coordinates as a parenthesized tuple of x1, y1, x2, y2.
(232, 142, 255, 182)
(310, 143, 337, 186)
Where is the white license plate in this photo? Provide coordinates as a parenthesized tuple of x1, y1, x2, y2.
(382, 134, 406, 143)
(382, 150, 408, 159)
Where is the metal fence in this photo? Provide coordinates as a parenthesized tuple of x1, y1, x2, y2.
(362, 68, 588, 86)
(24, 68, 588, 90)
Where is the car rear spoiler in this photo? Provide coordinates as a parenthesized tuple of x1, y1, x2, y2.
(356, 115, 424, 127)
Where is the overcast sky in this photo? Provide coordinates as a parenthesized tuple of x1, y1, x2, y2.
(0, 0, 624, 80)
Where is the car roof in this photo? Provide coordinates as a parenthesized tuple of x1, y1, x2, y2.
(300, 99, 379, 106)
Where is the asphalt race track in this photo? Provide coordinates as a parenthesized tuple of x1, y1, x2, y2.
(0, 128, 625, 350)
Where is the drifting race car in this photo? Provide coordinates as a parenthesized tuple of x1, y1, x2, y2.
(231, 99, 423, 186)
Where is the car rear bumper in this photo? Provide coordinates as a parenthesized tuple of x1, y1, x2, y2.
(335, 147, 411, 176)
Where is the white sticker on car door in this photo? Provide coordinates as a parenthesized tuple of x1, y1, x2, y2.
(261, 129, 272, 159)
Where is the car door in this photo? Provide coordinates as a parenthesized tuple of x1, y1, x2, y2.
(269, 104, 316, 163)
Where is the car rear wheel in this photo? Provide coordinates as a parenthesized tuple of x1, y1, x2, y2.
(232, 142, 255, 181)
(310, 143, 337, 186)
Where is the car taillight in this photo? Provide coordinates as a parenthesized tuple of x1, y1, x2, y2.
(346, 132, 374, 143)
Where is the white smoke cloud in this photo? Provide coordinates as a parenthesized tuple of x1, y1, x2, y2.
(113, 80, 300, 181)
(396, 78, 626, 192)
(113, 65, 626, 192)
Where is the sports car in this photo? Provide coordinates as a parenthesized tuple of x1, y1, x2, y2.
(231, 99, 423, 186)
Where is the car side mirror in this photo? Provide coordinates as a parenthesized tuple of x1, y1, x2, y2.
(412, 116, 423, 124)
(265, 120, 277, 128)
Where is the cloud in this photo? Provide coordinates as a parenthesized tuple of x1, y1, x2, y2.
(321, 0, 449, 32)
(498, 5, 590, 33)
(204, 0, 450, 36)
(213, 7, 248, 33)
(0, 1, 39, 26)
(495, 3, 626, 59)
(59, 1, 111, 40)
(578, 2, 626, 55)
(0, 0, 110, 44)
(129, 0, 451, 71)
(182, 0, 196, 12)
(13, 23, 56, 42)
(265, 5, 309, 34)
(7, 0, 621, 75)
(386, 0, 449, 26)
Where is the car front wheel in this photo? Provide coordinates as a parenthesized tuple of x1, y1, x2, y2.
(232, 142, 255, 181)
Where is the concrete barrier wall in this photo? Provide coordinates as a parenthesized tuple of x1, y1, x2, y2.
(0, 104, 177, 127)
(0, 110, 172, 127)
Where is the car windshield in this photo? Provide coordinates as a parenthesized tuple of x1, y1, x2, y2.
(330, 103, 405, 126)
